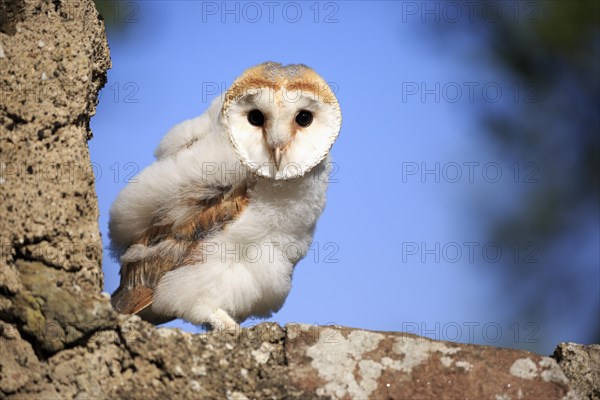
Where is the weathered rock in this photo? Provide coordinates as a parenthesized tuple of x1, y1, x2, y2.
(11, 260, 116, 353)
(0, 1, 597, 399)
(554, 342, 600, 399)
(286, 324, 576, 400)
(0, 0, 109, 292)
(0, 0, 115, 393)
(26, 318, 297, 399)
(0, 320, 43, 394)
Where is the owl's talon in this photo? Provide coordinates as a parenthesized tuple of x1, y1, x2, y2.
(208, 308, 240, 335)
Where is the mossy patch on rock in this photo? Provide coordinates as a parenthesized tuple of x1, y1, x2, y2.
(12, 260, 116, 353)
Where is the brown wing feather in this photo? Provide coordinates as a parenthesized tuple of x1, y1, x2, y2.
(111, 182, 251, 323)
(111, 285, 152, 314)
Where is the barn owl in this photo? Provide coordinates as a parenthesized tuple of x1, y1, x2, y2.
(109, 62, 341, 331)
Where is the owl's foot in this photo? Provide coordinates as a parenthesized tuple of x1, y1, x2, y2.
(208, 308, 240, 334)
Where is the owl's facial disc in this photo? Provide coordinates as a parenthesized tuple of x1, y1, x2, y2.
(222, 65, 341, 180)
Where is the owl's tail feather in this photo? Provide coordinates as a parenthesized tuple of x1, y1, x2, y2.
(111, 285, 175, 325)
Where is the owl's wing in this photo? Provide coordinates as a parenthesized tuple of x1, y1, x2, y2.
(108, 98, 244, 260)
(111, 182, 250, 324)
(153, 114, 211, 160)
(154, 96, 223, 160)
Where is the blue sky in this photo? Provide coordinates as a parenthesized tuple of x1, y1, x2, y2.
(89, 1, 599, 354)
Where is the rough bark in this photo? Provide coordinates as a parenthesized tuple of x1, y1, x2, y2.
(0, 1, 598, 399)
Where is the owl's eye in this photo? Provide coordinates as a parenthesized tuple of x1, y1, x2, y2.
(247, 109, 265, 127)
(295, 110, 313, 127)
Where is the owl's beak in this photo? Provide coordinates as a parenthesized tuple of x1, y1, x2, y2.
(271, 147, 283, 170)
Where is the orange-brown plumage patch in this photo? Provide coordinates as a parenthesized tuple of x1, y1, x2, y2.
(111, 285, 153, 314)
(223, 62, 338, 107)
(224, 78, 280, 104)
(285, 80, 331, 102)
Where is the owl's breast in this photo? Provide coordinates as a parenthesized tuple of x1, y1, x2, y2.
(217, 160, 331, 319)
(153, 158, 332, 322)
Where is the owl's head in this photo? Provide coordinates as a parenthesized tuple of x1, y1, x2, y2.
(221, 62, 341, 180)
